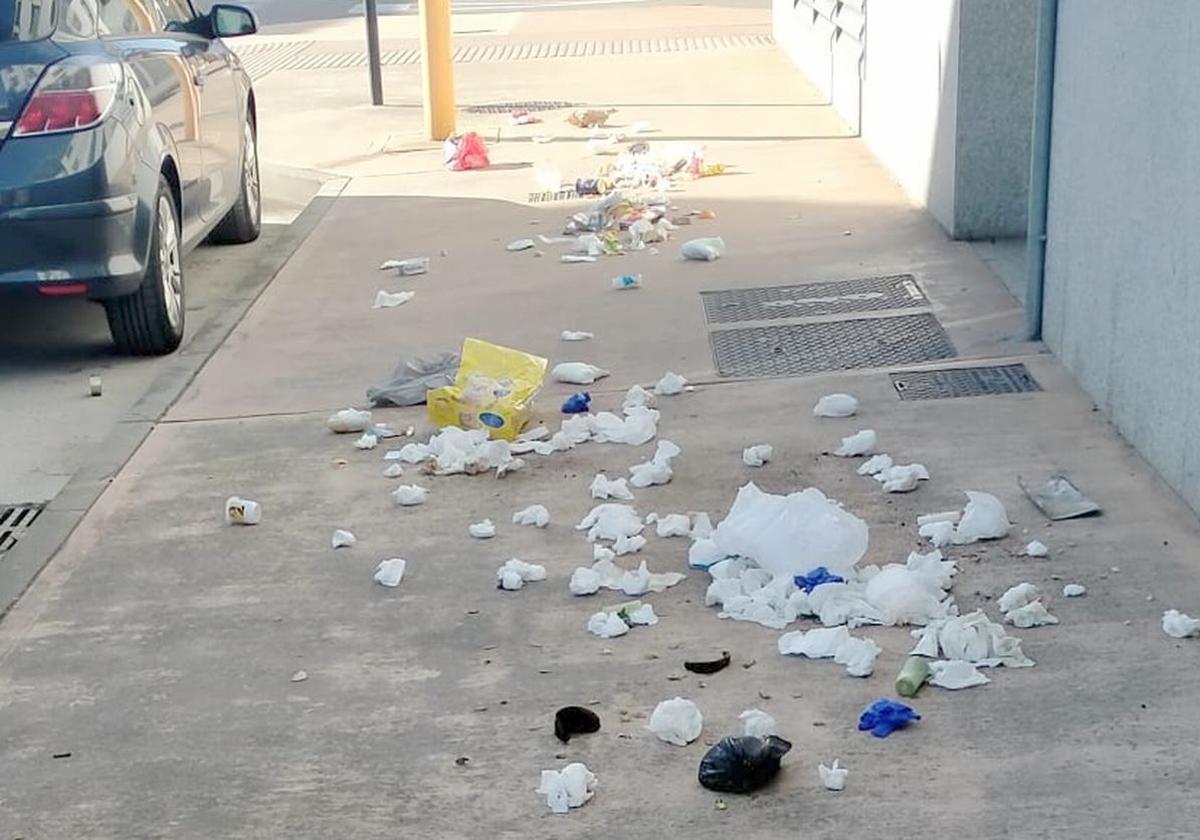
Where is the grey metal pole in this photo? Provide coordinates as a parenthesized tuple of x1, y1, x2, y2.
(364, 0, 384, 106)
(1024, 0, 1058, 340)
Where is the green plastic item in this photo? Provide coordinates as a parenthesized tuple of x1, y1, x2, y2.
(895, 656, 931, 698)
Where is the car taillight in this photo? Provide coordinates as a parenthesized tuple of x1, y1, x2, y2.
(13, 57, 121, 138)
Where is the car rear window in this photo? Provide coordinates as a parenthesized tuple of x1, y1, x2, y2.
(0, 0, 59, 41)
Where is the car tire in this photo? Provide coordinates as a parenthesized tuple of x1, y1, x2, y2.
(209, 115, 262, 244)
(104, 176, 186, 356)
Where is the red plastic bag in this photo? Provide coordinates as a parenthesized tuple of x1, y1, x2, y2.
(445, 132, 490, 171)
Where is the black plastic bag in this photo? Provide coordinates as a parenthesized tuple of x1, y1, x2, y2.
(554, 706, 601, 743)
(698, 735, 792, 793)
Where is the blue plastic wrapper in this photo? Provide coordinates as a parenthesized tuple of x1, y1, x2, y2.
(561, 392, 591, 414)
(794, 566, 845, 593)
(858, 698, 921, 738)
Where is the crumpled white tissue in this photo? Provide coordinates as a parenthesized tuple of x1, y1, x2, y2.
(382, 462, 405, 478)
(920, 520, 956, 547)
(1006, 600, 1059, 628)
(327, 408, 372, 433)
(864, 564, 953, 626)
(398, 426, 521, 478)
(622, 384, 656, 412)
(654, 371, 688, 396)
(569, 566, 603, 595)
(1062, 583, 1087, 597)
(551, 362, 610, 385)
(834, 429, 877, 457)
(1025, 540, 1049, 557)
(590, 473, 635, 500)
(630, 440, 681, 488)
(354, 432, 378, 450)
(819, 759, 849, 791)
(587, 611, 629, 638)
(1162, 609, 1200, 639)
(613, 534, 647, 556)
(929, 659, 990, 689)
(690, 512, 714, 540)
(655, 513, 692, 537)
(572, 558, 684, 596)
(372, 290, 415, 309)
(496, 558, 547, 591)
(648, 697, 703, 745)
(998, 582, 1041, 614)
(876, 463, 929, 493)
(331, 529, 356, 549)
(857, 454, 893, 476)
(392, 484, 430, 506)
(537, 762, 596, 814)
(626, 603, 657, 625)
(777, 626, 880, 676)
(910, 610, 1034, 667)
(739, 708, 778, 737)
(373, 558, 407, 587)
(512, 504, 550, 527)
(469, 519, 496, 539)
(813, 394, 858, 418)
(953, 491, 1010, 543)
(743, 444, 773, 467)
(577, 503, 643, 542)
(561, 330, 593, 341)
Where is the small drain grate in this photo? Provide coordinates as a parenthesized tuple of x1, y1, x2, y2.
(465, 100, 578, 114)
(702, 274, 927, 324)
(710, 313, 956, 378)
(891, 364, 1041, 400)
(0, 504, 43, 554)
(528, 189, 582, 203)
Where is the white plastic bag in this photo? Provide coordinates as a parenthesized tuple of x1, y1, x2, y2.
(864, 565, 951, 625)
(739, 708, 778, 738)
(383, 462, 405, 478)
(681, 237, 725, 261)
(818, 760, 849, 791)
(512, 504, 550, 527)
(354, 432, 378, 450)
(742, 444, 773, 467)
(654, 372, 688, 396)
(551, 362, 610, 385)
(813, 394, 858, 418)
(1162, 609, 1200, 639)
(537, 762, 596, 814)
(834, 429, 876, 457)
(327, 408, 372, 433)
(392, 485, 429, 506)
(953, 491, 1010, 543)
(622, 384, 655, 412)
(1062, 583, 1087, 597)
(1025, 540, 1049, 557)
(373, 558, 407, 587)
(648, 697, 703, 745)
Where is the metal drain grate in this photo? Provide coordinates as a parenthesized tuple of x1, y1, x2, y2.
(702, 274, 927, 324)
(528, 189, 582, 203)
(0, 504, 42, 554)
(465, 100, 578, 114)
(891, 364, 1041, 400)
(710, 313, 957, 378)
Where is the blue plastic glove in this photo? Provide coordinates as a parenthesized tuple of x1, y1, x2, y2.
(858, 698, 921, 738)
(561, 392, 591, 414)
(794, 566, 845, 593)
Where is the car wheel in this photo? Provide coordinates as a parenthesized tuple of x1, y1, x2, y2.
(209, 115, 262, 244)
(104, 176, 185, 356)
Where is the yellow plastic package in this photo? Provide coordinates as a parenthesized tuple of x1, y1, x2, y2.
(427, 338, 548, 440)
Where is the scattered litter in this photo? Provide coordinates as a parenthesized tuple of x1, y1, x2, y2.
(327, 408, 372, 434)
(331, 529, 357, 549)
(497, 558, 547, 591)
(655, 513, 692, 537)
(562, 392, 591, 414)
(857, 454, 893, 476)
(613, 533, 647, 555)
(551, 362, 610, 385)
(998, 582, 1041, 613)
(928, 659, 990, 689)
(379, 257, 430, 276)
(568, 108, 614, 128)
(611, 273, 642, 290)
(469, 519, 497, 539)
(444, 131, 490, 171)
(818, 759, 848, 791)
(1020, 475, 1101, 520)
(858, 699, 920, 738)
(290, 670, 308, 683)
(877, 463, 929, 493)
(910, 610, 1034, 667)
(684, 652, 731, 674)
(813, 394, 858, 418)
(778, 626, 881, 676)
(512, 504, 550, 527)
(1062, 583, 1087, 597)
(383, 463, 405, 478)
(570, 557, 684, 596)
(372, 290, 415, 309)
(537, 762, 596, 814)
(919, 520, 956, 548)
(698, 735, 791, 793)
(577, 503, 644, 542)
(1162, 609, 1200, 639)
(88, 374, 102, 397)
(555, 706, 601, 743)
(742, 445, 773, 468)
(373, 558, 407, 587)
(739, 708, 778, 738)
(507, 238, 535, 252)
(895, 655, 931, 697)
(794, 566, 844, 593)
(588, 611, 630, 638)
(648, 697, 703, 745)
(591, 473, 635, 501)
(510, 108, 540, 125)
(1025, 540, 1049, 557)
(561, 330, 594, 341)
(367, 353, 458, 407)
(224, 496, 262, 526)
(630, 440, 681, 488)
(953, 491, 1011, 544)
(354, 432, 378, 450)
(690, 512, 714, 540)
(654, 372, 688, 396)
(918, 510, 961, 526)
(427, 339, 548, 441)
(392, 484, 430, 506)
(681, 236, 725, 262)
(834, 430, 877, 457)
(562, 254, 596, 264)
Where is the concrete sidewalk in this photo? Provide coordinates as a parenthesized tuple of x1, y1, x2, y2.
(2, 6, 1200, 837)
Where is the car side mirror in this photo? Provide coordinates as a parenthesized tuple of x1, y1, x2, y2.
(210, 4, 258, 38)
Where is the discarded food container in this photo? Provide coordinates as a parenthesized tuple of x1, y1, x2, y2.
(224, 496, 261, 525)
(426, 338, 548, 441)
(894, 656, 930, 698)
(612, 274, 642, 290)
(562, 392, 591, 414)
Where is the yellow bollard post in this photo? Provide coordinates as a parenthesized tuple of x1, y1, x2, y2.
(419, 0, 456, 141)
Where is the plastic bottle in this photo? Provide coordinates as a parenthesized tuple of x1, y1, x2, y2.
(612, 274, 642, 290)
(894, 656, 930, 698)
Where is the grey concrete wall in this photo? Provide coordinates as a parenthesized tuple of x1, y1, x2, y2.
(1042, 0, 1200, 512)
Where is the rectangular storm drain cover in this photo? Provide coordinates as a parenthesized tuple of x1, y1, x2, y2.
(891, 364, 1042, 400)
(465, 100, 578, 114)
(528, 189, 581, 203)
(0, 504, 43, 554)
(710, 313, 956, 378)
(702, 274, 927, 324)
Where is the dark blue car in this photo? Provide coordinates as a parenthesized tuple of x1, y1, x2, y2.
(0, 0, 260, 354)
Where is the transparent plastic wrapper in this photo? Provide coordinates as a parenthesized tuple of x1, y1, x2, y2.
(813, 393, 858, 418)
(648, 697, 703, 746)
(372, 290, 415, 309)
(367, 352, 459, 407)
(739, 709, 778, 738)
(712, 482, 868, 578)
(427, 338, 548, 441)
(1062, 583, 1087, 597)
(818, 759, 848, 791)
(1162, 609, 1200, 639)
(681, 236, 725, 261)
(698, 735, 791, 793)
